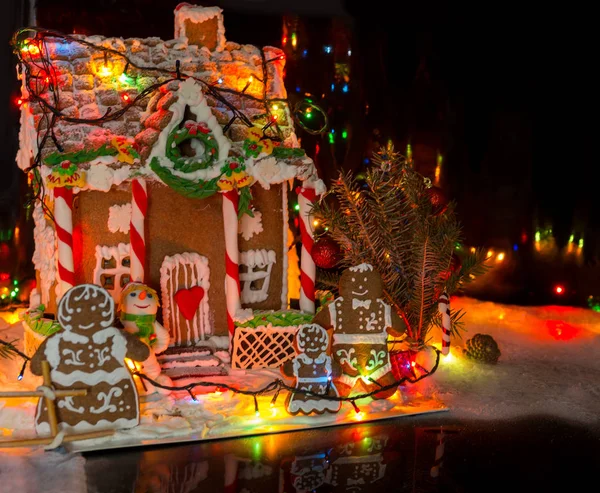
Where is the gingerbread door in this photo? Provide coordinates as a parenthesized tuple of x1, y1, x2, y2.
(160, 253, 211, 346)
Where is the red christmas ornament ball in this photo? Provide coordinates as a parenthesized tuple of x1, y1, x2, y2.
(312, 235, 342, 269)
(425, 186, 448, 215)
(440, 253, 462, 281)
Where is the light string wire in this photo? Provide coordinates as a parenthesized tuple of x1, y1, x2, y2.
(132, 347, 440, 406)
(0, 335, 439, 407)
(11, 27, 291, 219)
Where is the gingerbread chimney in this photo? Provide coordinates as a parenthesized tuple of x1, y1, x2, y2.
(174, 3, 226, 52)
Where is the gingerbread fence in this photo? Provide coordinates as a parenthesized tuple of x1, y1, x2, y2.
(231, 326, 298, 369)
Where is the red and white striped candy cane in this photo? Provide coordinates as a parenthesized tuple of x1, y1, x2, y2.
(430, 431, 445, 478)
(54, 186, 75, 298)
(438, 292, 451, 355)
(297, 186, 317, 314)
(222, 190, 241, 341)
(130, 178, 147, 282)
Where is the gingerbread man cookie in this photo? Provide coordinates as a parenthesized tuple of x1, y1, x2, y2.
(281, 324, 341, 415)
(313, 263, 407, 399)
(30, 284, 149, 433)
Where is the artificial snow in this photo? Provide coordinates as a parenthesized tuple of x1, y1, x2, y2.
(1, 296, 600, 457)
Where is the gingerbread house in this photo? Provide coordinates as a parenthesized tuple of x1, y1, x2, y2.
(15, 4, 324, 374)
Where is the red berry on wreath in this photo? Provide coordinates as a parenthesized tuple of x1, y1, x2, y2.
(313, 235, 342, 269)
(424, 186, 448, 215)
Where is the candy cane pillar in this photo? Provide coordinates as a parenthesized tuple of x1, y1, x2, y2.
(297, 187, 318, 314)
(54, 186, 75, 299)
(130, 178, 148, 282)
(222, 190, 241, 342)
(438, 292, 451, 355)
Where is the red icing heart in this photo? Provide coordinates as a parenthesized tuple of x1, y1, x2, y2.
(174, 286, 205, 320)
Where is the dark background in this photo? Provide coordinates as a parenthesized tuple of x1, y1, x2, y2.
(1, 0, 596, 307)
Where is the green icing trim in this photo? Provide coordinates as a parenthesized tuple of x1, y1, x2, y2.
(22, 305, 61, 337)
(272, 147, 305, 159)
(44, 144, 117, 166)
(149, 157, 221, 199)
(236, 310, 313, 329)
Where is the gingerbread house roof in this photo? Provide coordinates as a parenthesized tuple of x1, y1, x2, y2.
(17, 4, 325, 194)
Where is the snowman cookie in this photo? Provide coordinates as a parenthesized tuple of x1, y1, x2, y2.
(119, 282, 173, 395)
(313, 263, 407, 399)
(281, 324, 341, 415)
(30, 284, 149, 433)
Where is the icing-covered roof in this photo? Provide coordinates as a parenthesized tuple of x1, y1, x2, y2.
(17, 4, 324, 194)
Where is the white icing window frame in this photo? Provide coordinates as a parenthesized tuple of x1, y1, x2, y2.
(239, 249, 276, 304)
(93, 243, 131, 302)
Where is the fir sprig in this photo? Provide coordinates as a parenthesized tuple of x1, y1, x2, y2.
(313, 145, 488, 343)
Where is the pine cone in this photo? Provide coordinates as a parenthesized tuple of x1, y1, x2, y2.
(465, 334, 501, 364)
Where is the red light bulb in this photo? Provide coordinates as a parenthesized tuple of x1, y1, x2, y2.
(554, 285, 564, 295)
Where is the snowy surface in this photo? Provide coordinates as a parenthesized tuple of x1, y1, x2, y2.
(1, 296, 600, 461)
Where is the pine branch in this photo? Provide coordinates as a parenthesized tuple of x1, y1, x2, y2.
(0, 338, 24, 361)
(313, 145, 488, 344)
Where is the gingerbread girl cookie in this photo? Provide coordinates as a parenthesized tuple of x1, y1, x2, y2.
(281, 324, 341, 415)
(313, 263, 407, 399)
(30, 284, 149, 433)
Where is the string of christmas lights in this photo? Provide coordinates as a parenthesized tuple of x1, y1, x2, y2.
(132, 347, 441, 415)
(11, 27, 317, 220)
(2, 331, 439, 415)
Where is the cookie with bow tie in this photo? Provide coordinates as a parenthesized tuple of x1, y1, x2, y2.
(313, 263, 407, 399)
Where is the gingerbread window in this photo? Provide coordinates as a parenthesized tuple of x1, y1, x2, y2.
(93, 243, 131, 302)
(239, 249, 276, 304)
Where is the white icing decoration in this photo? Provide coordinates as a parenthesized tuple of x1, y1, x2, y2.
(107, 203, 132, 234)
(93, 243, 131, 302)
(174, 5, 226, 52)
(365, 350, 387, 371)
(238, 208, 263, 241)
(233, 308, 254, 323)
(15, 68, 38, 171)
(62, 348, 85, 366)
(36, 416, 138, 434)
(352, 299, 371, 310)
(57, 397, 85, 414)
(335, 348, 357, 368)
(160, 252, 211, 345)
(85, 163, 131, 192)
(148, 79, 231, 180)
(349, 263, 374, 273)
(365, 312, 378, 331)
(239, 249, 276, 304)
(31, 203, 57, 306)
(333, 333, 388, 345)
(90, 387, 123, 414)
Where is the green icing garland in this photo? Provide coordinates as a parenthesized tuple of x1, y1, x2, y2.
(236, 310, 314, 329)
